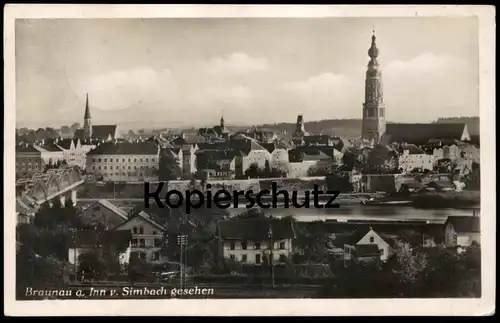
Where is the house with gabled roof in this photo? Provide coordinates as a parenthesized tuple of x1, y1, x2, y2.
(79, 199, 129, 229)
(444, 215, 480, 248)
(113, 211, 166, 263)
(216, 218, 296, 265)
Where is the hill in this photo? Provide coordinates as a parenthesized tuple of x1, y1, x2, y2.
(433, 117, 480, 136)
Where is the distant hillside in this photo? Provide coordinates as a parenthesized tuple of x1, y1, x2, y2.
(254, 117, 480, 139)
(433, 117, 480, 136)
(260, 119, 364, 139)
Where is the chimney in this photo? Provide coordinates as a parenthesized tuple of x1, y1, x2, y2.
(40, 139, 45, 146)
(181, 132, 186, 139)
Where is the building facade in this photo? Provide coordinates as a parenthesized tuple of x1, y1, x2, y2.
(86, 142, 159, 182)
(113, 211, 166, 264)
(361, 32, 386, 144)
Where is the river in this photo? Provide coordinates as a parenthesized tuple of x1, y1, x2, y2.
(227, 205, 479, 224)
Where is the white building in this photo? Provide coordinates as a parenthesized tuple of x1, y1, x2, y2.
(86, 141, 159, 182)
(398, 144, 434, 173)
(217, 218, 296, 265)
(113, 211, 166, 264)
(56, 138, 86, 169)
(444, 216, 480, 248)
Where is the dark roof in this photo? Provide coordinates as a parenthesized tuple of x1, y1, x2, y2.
(74, 125, 118, 141)
(16, 144, 41, 153)
(171, 136, 189, 146)
(228, 138, 267, 154)
(354, 244, 381, 257)
(218, 218, 295, 241)
(197, 142, 228, 151)
(445, 216, 480, 233)
(289, 147, 331, 162)
(38, 143, 64, 152)
(401, 144, 426, 155)
(87, 142, 159, 155)
(260, 142, 288, 153)
(382, 123, 467, 145)
(57, 138, 80, 150)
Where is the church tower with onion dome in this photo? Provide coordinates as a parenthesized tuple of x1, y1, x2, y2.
(361, 31, 386, 144)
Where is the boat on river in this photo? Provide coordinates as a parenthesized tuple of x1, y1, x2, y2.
(361, 197, 414, 206)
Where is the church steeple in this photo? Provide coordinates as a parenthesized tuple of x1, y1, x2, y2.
(83, 93, 92, 141)
(84, 93, 91, 119)
(361, 31, 386, 144)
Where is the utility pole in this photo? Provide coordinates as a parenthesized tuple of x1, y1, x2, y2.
(70, 228, 77, 281)
(268, 223, 275, 288)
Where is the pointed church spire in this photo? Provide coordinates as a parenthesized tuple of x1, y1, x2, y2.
(368, 29, 379, 59)
(84, 93, 91, 119)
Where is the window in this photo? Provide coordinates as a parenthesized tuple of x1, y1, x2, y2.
(110, 166, 113, 170)
(229, 254, 235, 261)
(153, 252, 160, 261)
(98, 158, 102, 162)
(93, 166, 95, 170)
(128, 166, 131, 170)
(241, 241, 247, 250)
(154, 239, 162, 247)
(255, 254, 261, 264)
(140, 158, 143, 162)
(104, 158, 107, 162)
(152, 158, 155, 163)
(254, 242, 261, 250)
(104, 166, 107, 170)
(139, 239, 146, 247)
(241, 254, 247, 262)
(134, 158, 137, 162)
(152, 231, 157, 235)
(132, 227, 138, 234)
(128, 158, 131, 162)
(131, 239, 138, 247)
(146, 158, 149, 162)
(379, 249, 384, 255)
(379, 108, 385, 118)
(116, 158, 119, 162)
(139, 252, 146, 260)
(279, 254, 286, 262)
(279, 242, 285, 249)
(369, 237, 374, 243)
(229, 242, 235, 250)
(139, 227, 144, 234)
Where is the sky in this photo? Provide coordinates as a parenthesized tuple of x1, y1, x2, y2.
(15, 17, 479, 129)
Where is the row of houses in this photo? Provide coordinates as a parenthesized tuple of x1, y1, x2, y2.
(64, 198, 480, 269)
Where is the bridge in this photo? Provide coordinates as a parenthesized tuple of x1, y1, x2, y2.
(16, 166, 85, 210)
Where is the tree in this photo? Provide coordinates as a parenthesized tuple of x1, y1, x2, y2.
(157, 149, 182, 180)
(127, 255, 153, 283)
(365, 145, 398, 174)
(264, 160, 271, 174)
(78, 250, 108, 281)
(392, 241, 428, 289)
(244, 163, 260, 179)
(70, 123, 81, 132)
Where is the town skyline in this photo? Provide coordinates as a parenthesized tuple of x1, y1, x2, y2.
(16, 17, 479, 129)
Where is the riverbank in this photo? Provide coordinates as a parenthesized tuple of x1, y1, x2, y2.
(412, 191, 480, 209)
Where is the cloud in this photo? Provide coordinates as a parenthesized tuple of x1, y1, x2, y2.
(382, 52, 476, 122)
(384, 52, 469, 75)
(284, 73, 350, 94)
(72, 66, 177, 111)
(205, 52, 269, 75)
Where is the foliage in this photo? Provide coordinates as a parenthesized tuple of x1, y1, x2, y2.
(157, 149, 182, 180)
(127, 255, 153, 282)
(325, 173, 353, 193)
(16, 246, 67, 294)
(392, 241, 429, 285)
(364, 145, 399, 174)
(78, 249, 108, 280)
(244, 162, 287, 179)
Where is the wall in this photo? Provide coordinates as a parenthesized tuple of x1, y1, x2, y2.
(114, 216, 165, 263)
(86, 153, 159, 182)
(222, 239, 293, 264)
(289, 161, 317, 178)
(242, 150, 272, 171)
(356, 229, 393, 262)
